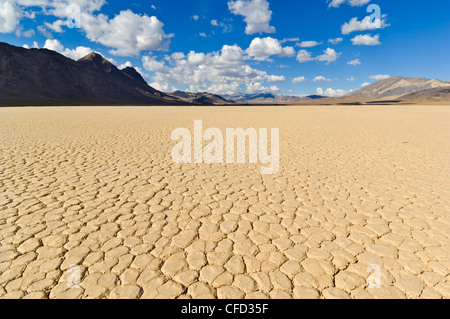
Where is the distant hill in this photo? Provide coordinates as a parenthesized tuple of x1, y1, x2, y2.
(231, 77, 450, 105)
(0, 42, 183, 106)
(305, 95, 328, 100)
(398, 86, 450, 103)
(167, 91, 232, 105)
(222, 93, 326, 103)
(223, 93, 277, 102)
(350, 76, 450, 100)
(288, 76, 450, 105)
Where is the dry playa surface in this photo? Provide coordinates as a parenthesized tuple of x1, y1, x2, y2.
(0, 105, 449, 299)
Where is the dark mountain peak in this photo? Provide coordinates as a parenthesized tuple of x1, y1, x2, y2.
(306, 95, 327, 100)
(252, 92, 276, 99)
(0, 42, 184, 106)
(78, 52, 105, 62)
(0, 42, 21, 50)
(0, 42, 12, 49)
(121, 66, 148, 86)
(122, 66, 137, 72)
(77, 52, 119, 74)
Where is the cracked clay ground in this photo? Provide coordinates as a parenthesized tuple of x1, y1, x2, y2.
(0, 105, 449, 299)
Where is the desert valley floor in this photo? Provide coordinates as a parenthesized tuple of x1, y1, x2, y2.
(0, 105, 448, 299)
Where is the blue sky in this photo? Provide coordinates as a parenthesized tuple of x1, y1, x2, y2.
(1, 0, 449, 96)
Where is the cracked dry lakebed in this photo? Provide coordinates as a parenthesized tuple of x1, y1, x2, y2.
(0, 105, 448, 299)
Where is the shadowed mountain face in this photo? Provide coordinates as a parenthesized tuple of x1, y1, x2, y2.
(398, 87, 450, 103)
(0, 42, 183, 106)
(350, 76, 450, 99)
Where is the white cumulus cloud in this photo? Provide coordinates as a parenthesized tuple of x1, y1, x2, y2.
(228, 0, 275, 35)
(297, 41, 322, 48)
(316, 87, 348, 97)
(80, 10, 172, 56)
(292, 76, 307, 83)
(0, 0, 21, 33)
(351, 34, 380, 46)
(11, 1, 171, 57)
(45, 19, 65, 33)
(328, 37, 343, 45)
(313, 76, 332, 82)
(369, 74, 390, 80)
(342, 15, 389, 35)
(281, 38, 300, 43)
(315, 48, 341, 64)
(142, 44, 286, 94)
(296, 48, 341, 64)
(348, 59, 361, 66)
(246, 37, 295, 61)
(296, 50, 313, 63)
(43, 38, 94, 60)
(328, 0, 371, 8)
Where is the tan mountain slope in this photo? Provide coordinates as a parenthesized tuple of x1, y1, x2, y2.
(287, 76, 450, 105)
(399, 86, 450, 103)
(350, 76, 450, 100)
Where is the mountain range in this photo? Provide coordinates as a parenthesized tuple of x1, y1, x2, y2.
(350, 76, 450, 100)
(287, 76, 450, 105)
(221, 93, 326, 103)
(0, 42, 182, 106)
(1, 42, 449, 106)
(222, 77, 450, 104)
(167, 91, 232, 105)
